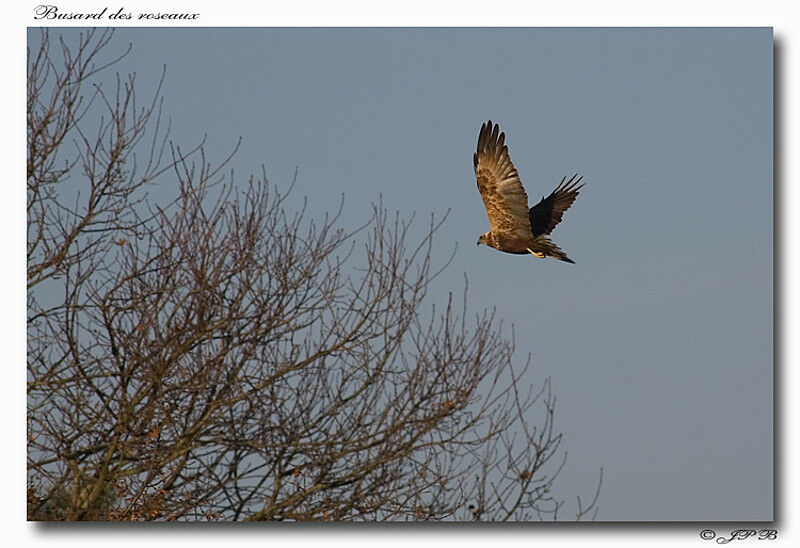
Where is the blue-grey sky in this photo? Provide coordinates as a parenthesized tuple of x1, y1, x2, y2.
(31, 27, 772, 520)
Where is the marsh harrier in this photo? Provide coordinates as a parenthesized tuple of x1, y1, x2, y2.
(474, 120, 584, 263)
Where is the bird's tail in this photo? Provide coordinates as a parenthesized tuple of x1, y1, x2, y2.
(536, 238, 575, 264)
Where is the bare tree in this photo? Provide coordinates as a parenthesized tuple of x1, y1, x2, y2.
(27, 29, 601, 522)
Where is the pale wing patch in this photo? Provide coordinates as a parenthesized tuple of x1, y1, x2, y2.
(474, 122, 531, 239)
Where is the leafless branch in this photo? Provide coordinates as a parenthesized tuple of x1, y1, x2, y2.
(27, 30, 600, 522)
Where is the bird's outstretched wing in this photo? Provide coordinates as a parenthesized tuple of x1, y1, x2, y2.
(529, 174, 584, 237)
(473, 121, 531, 238)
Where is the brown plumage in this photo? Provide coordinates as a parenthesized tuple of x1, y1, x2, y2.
(473, 120, 584, 263)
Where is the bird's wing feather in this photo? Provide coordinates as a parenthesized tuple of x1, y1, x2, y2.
(473, 121, 531, 238)
(529, 174, 584, 237)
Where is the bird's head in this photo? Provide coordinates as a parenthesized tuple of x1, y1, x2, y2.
(477, 232, 489, 247)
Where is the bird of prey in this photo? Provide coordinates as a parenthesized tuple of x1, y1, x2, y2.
(474, 120, 584, 263)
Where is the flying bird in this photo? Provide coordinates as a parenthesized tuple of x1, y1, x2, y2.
(474, 120, 584, 263)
